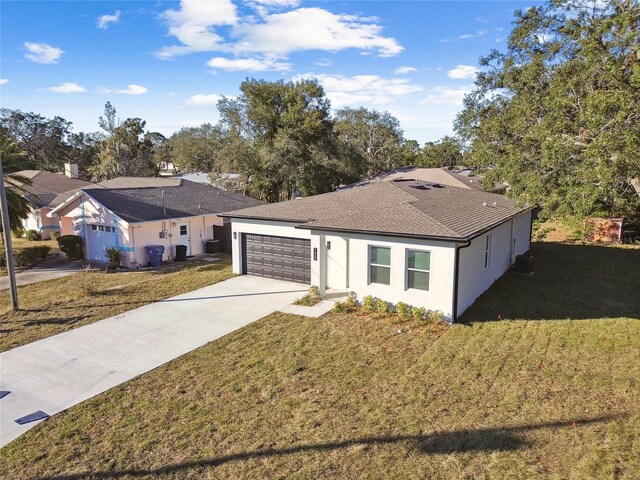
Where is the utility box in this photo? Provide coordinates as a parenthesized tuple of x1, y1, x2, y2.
(205, 239, 220, 254)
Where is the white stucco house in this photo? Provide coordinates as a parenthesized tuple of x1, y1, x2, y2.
(223, 178, 533, 322)
(48, 177, 263, 266)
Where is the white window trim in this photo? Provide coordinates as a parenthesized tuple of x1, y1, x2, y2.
(406, 249, 431, 291)
(368, 245, 391, 286)
(484, 234, 492, 270)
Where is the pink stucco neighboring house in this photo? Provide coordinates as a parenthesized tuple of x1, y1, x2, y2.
(11, 164, 91, 239)
(48, 177, 264, 266)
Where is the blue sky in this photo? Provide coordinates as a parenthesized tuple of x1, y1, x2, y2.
(0, 0, 541, 143)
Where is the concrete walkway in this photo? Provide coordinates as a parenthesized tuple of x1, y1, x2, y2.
(0, 259, 85, 290)
(0, 276, 307, 447)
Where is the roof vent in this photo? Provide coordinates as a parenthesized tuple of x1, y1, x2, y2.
(482, 202, 488, 207)
(492, 201, 498, 207)
(392, 178, 414, 182)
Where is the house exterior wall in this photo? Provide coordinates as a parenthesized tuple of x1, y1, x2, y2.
(321, 231, 457, 316)
(22, 208, 60, 239)
(456, 210, 532, 317)
(128, 214, 223, 266)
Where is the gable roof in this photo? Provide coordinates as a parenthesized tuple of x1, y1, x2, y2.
(78, 180, 264, 223)
(224, 181, 531, 242)
(11, 170, 92, 208)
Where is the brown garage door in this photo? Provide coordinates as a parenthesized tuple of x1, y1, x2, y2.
(243, 233, 311, 284)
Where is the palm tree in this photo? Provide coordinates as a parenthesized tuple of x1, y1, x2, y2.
(1, 134, 34, 231)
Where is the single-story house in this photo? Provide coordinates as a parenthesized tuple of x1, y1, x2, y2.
(48, 177, 263, 266)
(224, 180, 533, 321)
(12, 164, 91, 239)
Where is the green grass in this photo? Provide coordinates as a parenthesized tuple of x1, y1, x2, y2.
(0, 257, 233, 351)
(1, 243, 638, 479)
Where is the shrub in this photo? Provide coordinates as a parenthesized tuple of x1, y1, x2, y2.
(427, 310, 445, 324)
(24, 229, 41, 241)
(309, 285, 320, 297)
(58, 235, 83, 260)
(50, 231, 61, 241)
(413, 306, 427, 322)
(362, 295, 376, 311)
(396, 302, 411, 319)
(376, 299, 391, 315)
(333, 301, 348, 313)
(344, 291, 358, 309)
(105, 246, 122, 263)
(14, 247, 47, 267)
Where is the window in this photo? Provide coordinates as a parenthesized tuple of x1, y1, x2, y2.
(179, 225, 188, 235)
(91, 225, 97, 231)
(369, 246, 391, 285)
(407, 250, 430, 291)
(484, 234, 491, 269)
(98, 225, 104, 232)
(105, 226, 112, 233)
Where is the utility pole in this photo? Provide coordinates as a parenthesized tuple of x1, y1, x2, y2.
(0, 159, 19, 310)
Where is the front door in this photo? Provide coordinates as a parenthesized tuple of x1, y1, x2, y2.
(178, 223, 191, 256)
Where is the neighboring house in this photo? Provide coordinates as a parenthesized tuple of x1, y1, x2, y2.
(49, 177, 263, 266)
(11, 164, 91, 239)
(224, 180, 533, 321)
(342, 167, 508, 194)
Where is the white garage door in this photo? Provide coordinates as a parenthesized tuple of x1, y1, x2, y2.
(88, 224, 117, 261)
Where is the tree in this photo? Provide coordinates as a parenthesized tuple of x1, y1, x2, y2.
(0, 132, 34, 231)
(91, 103, 156, 180)
(217, 79, 341, 201)
(416, 136, 463, 168)
(67, 131, 101, 178)
(0, 109, 73, 171)
(170, 124, 222, 172)
(455, 0, 640, 220)
(334, 107, 407, 178)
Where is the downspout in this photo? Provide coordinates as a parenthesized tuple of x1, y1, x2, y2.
(452, 240, 472, 323)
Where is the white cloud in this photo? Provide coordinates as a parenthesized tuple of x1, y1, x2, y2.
(97, 10, 121, 29)
(156, 2, 402, 59)
(0, 79, 8, 85)
(232, 8, 402, 58)
(24, 42, 64, 64)
(315, 59, 332, 67)
(116, 84, 148, 95)
(48, 82, 86, 94)
(394, 66, 416, 75)
(447, 65, 479, 80)
(155, 0, 238, 59)
(295, 73, 422, 108)
(420, 86, 472, 106)
(185, 94, 221, 107)
(207, 56, 291, 72)
(440, 30, 487, 43)
(536, 33, 553, 44)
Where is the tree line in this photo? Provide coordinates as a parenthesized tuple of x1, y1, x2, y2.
(1, 84, 460, 203)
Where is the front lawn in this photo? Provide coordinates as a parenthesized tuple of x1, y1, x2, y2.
(0, 242, 638, 479)
(0, 257, 233, 351)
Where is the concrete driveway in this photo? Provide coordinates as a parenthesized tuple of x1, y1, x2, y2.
(0, 276, 307, 447)
(0, 259, 85, 290)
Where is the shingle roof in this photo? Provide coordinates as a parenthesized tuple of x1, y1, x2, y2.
(341, 167, 473, 190)
(96, 177, 183, 189)
(11, 170, 92, 208)
(225, 181, 530, 241)
(82, 180, 264, 223)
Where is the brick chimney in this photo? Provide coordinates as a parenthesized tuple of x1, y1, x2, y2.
(64, 163, 79, 179)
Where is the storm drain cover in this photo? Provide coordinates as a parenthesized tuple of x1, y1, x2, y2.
(15, 410, 49, 425)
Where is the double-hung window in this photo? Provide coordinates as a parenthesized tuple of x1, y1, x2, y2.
(407, 250, 430, 290)
(369, 246, 391, 285)
(484, 234, 491, 269)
